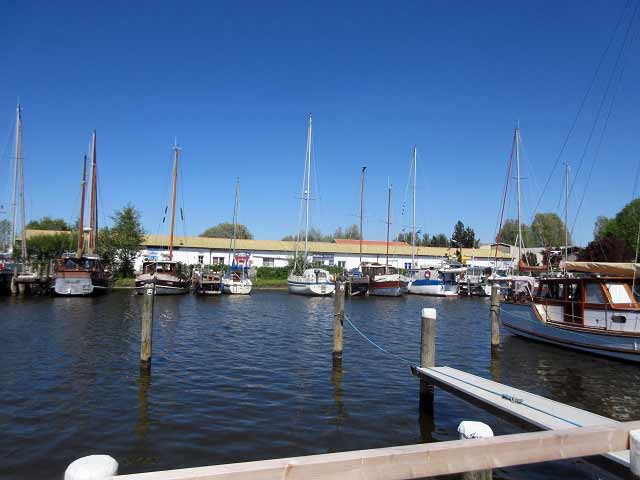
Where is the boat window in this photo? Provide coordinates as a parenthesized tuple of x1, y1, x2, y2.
(585, 283, 606, 304)
(566, 283, 582, 302)
(605, 283, 633, 304)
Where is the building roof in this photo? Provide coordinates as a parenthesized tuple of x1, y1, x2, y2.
(334, 239, 408, 247)
(24, 230, 511, 259)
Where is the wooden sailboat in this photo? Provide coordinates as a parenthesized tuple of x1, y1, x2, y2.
(222, 178, 252, 294)
(364, 181, 409, 296)
(287, 114, 335, 296)
(53, 131, 111, 296)
(135, 142, 190, 295)
(345, 166, 369, 296)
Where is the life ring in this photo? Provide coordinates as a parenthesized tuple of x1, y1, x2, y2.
(424, 270, 431, 279)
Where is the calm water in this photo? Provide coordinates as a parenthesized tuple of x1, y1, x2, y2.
(1, 290, 639, 479)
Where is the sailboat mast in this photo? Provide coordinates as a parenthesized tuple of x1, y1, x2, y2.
(88, 130, 97, 254)
(304, 113, 312, 262)
(16, 103, 27, 259)
(169, 143, 179, 261)
(515, 125, 523, 265)
(564, 163, 569, 265)
(9, 103, 20, 253)
(77, 155, 87, 258)
(229, 178, 239, 265)
(386, 181, 392, 268)
(359, 166, 366, 265)
(411, 145, 417, 268)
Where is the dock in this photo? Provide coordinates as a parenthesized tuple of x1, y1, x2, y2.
(416, 365, 630, 468)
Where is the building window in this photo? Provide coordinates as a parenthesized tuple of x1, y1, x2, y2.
(337, 261, 346, 268)
(212, 257, 224, 265)
(263, 257, 275, 267)
(198, 255, 204, 264)
(404, 262, 412, 270)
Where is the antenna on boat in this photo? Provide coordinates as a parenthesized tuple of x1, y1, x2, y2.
(359, 166, 366, 265)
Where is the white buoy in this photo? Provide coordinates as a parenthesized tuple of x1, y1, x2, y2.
(64, 455, 118, 480)
(458, 421, 493, 480)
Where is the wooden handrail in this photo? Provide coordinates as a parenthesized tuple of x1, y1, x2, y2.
(114, 421, 640, 480)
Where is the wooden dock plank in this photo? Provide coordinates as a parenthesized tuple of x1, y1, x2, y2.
(416, 366, 630, 467)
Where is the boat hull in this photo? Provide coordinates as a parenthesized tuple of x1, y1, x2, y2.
(408, 279, 458, 297)
(53, 272, 110, 296)
(288, 281, 335, 296)
(501, 302, 640, 363)
(346, 278, 369, 296)
(222, 280, 252, 295)
(135, 274, 190, 295)
(369, 280, 408, 297)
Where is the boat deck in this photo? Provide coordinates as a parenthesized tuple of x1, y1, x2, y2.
(415, 366, 629, 467)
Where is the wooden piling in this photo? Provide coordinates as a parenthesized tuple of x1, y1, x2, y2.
(420, 308, 436, 409)
(140, 282, 155, 370)
(10, 270, 17, 295)
(333, 279, 345, 365)
(459, 421, 493, 480)
(490, 285, 500, 351)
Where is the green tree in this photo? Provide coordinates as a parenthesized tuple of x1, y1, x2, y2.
(593, 215, 610, 240)
(451, 221, 476, 248)
(497, 219, 534, 246)
(109, 204, 145, 278)
(530, 213, 571, 247)
(340, 224, 360, 239)
(430, 233, 449, 247)
(201, 222, 253, 239)
(25, 233, 75, 260)
(578, 234, 634, 262)
(282, 227, 334, 242)
(26, 216, 70, 230)
(602, 198, 640, 252)
(0, 219, 10, 251)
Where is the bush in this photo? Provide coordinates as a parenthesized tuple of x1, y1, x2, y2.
(257, 267, 289, 280)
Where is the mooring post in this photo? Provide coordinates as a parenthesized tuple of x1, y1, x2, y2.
(333, 278, 345, 366)
(631, 429, 640, 478)
(420, 308, 436, 409)
(458, 421, 494, 480)
(10, 268, 17, 295)
(490, 284, 500, 352)
(64, 455, 118, 480)
(140, 282, 155, 370)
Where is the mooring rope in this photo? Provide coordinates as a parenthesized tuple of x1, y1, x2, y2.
(342, 314, 416, 368)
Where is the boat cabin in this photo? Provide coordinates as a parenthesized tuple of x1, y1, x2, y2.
(531, 276, 640, 333)
(55, 254, 104, 272)
(361, 263, 398, 277)
(141, 260, 178, 276)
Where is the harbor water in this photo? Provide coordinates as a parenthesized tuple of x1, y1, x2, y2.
(1, 290, 639, 479)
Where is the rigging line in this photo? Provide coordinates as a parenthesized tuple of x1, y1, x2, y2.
(571, 8, 639, 236)
(343, 314, 416, 367)
(494, 134, 515, 243)
(530, 0, 633, 219)
(569, 0, 640, 201)
(400, 148, 414, 220)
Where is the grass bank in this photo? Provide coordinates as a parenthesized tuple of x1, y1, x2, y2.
(252, 277, 288, 289)
(113, 277, 136, 288)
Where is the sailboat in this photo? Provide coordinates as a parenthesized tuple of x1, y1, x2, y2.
(287, 114, 335, 296)
(53, 131, 111, 296)
(222, 178, 252, 294)
(363, 181, 409, 296)
(135, 142, 190, 295)
(345, 166, 370, 296)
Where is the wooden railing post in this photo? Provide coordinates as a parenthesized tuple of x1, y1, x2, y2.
(333, 279, 345, 366)
(420, 308, 436, 409)
(490, 285, 500, 352)
(459, 421, 493, 480)
(140, 282, 155, 370)
(631, 429, 640, 478)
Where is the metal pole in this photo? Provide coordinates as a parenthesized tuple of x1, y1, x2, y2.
(359, 166, 366, 265)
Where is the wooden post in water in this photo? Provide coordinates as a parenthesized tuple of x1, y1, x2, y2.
(140, 282, 155, 370)
(10, 269, 18, 295)
(420, 308, 436, 409)
(490, 284, 500, 352)
(333, 279, 345, 366)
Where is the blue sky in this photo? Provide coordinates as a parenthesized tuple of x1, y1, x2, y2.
(1, 1, 639, 245)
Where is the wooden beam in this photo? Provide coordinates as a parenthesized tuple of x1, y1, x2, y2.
(114, 421, 640, 480)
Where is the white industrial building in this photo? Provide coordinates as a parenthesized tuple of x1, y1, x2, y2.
(135, 235, 512, 271)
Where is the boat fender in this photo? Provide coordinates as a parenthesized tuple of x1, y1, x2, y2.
(457, 421, 494, 439)
(65, 455, 118, 480)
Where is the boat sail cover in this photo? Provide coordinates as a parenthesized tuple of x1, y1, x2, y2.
(562, 261, 640, 276)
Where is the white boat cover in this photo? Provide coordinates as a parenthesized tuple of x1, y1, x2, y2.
(562, 261, 640, 276)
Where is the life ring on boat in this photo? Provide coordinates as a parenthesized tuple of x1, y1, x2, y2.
(424, 270, 431, 279)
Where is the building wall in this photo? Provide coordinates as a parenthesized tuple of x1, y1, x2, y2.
(135, 246, 512, 272)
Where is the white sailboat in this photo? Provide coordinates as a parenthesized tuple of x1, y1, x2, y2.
(222, 178, 252, 294)
(287, 114, 335, 296)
